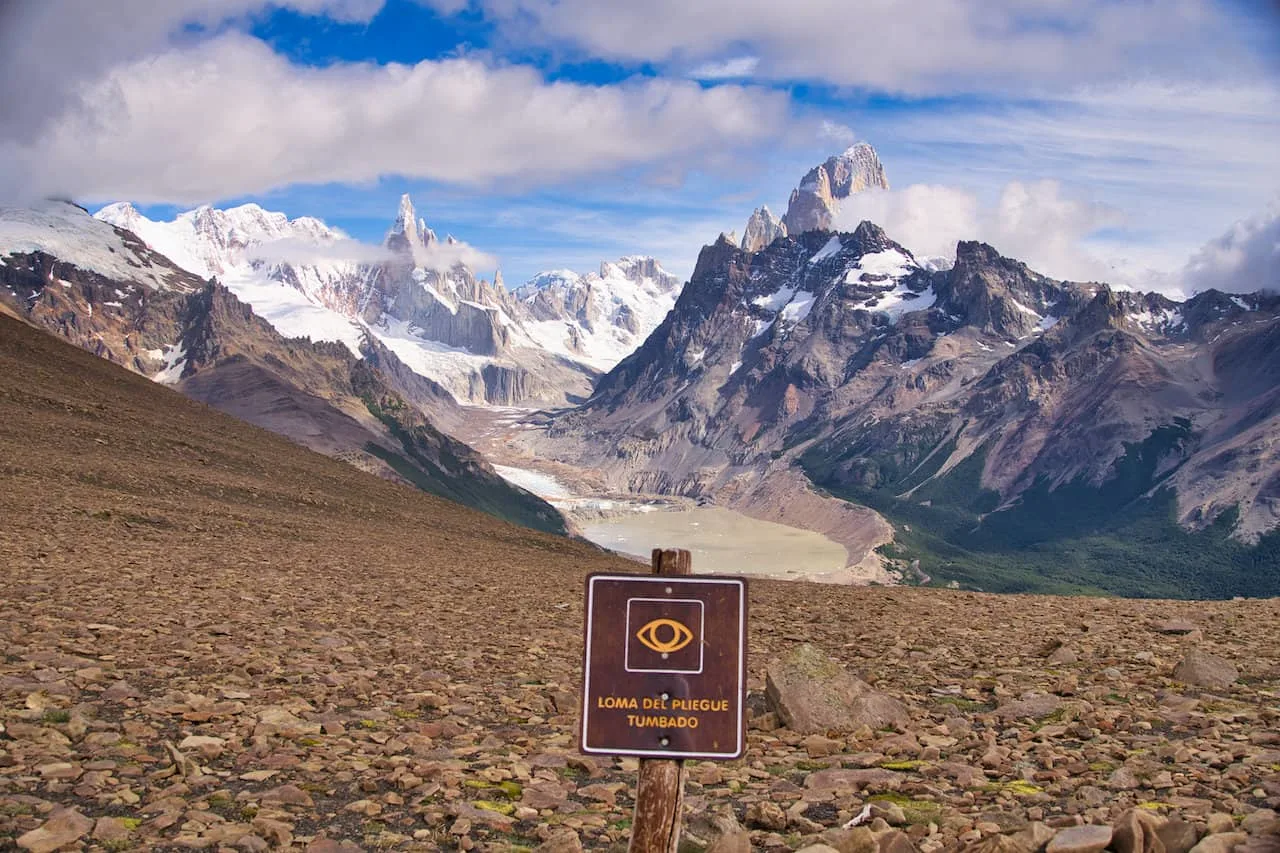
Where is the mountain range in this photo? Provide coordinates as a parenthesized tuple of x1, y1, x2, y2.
(531, 219, 1280, 596)
(3, 143, 1278, 598)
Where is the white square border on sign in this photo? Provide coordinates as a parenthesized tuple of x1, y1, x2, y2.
(581, 573, 747, 760)
(623, 597, 705, 675)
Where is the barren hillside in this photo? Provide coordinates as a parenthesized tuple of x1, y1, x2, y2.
(1, 315, 1277, 852)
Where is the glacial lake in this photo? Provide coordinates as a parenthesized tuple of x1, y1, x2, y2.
(580, 506, 849, 579)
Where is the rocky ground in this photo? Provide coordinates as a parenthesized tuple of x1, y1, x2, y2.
(2, 317, 1279, 853)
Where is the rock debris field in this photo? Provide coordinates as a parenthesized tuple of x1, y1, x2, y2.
(1, 315, 1279, 853)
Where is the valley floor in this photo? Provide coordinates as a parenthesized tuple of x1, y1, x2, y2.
(2, 317, 1279, 852)
(454, 406, 889, 584)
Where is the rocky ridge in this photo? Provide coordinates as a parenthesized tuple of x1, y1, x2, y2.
(1, 318, 1278, 851)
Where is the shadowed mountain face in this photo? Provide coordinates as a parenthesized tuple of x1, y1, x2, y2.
(539, 225, 1280, 596)
(0, 204, 567, 536)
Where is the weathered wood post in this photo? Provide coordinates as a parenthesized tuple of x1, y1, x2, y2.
(579, 551, 745, 853)
(628, 548, 692, 853)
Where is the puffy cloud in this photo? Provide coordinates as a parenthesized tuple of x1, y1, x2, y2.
(248, 236, 395, 266)
(835, 180, 1121, 282)
(0, 34, 790, 206)
(1182, 202, 1280, 294)
(411, 239, 499, 275)
(0, 0, 387, 145)
(818, 121, 856, 147)
(456, 0, 1267, 95)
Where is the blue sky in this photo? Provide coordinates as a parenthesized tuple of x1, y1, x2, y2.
(0, 0, 1277, 292)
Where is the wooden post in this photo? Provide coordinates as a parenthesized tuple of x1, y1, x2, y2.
(628, 548, 692, 853)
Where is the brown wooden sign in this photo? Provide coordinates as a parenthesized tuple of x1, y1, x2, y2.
(581, 573, 746, 760)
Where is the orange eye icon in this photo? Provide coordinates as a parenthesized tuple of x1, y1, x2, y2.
(636, 618, 694, 654)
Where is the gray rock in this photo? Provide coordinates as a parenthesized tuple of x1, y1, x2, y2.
(1172, 649, 1239, 689)
(1046, 824, 1113, 853)
(766, 644, 909, 735)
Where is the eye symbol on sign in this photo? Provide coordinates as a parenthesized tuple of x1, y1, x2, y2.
(635, 618, 694, 654)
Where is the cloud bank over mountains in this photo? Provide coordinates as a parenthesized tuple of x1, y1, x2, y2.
(0, 0, 1275, 295)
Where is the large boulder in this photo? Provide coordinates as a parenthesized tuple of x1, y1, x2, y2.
(1172, 649, 1239, 689)
(765, 644, 909, 735)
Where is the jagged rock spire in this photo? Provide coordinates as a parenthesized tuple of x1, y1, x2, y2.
(782, 143, 889, 236)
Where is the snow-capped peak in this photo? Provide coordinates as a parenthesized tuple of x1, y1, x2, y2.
(514, 255, 683, 371)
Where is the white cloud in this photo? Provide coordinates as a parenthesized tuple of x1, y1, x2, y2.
(818, 121, 856, 147)
(1182, 202, 1280, 294)
(687, 56, 759, 80)
(0, 0, 387, 145)
(459, 0, 1268, 95)
(412, 239, 500, 275)
(835, 180, 1122, 283)
(248, 236, 395, 266)
(0, 33, 790, 206)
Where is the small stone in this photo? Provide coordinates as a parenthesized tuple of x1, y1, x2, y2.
(1189, 833, 1248, 853)
(1172, 650, 1239, 689)
(805, 733, 844, 757)
(1048, 647, 1079, 665)
(1157, 820, 1201, 853)
(1205, 815, 1236, 835)
(251, 817, 293, 848)
(306, 839, 364, 852)
(534, 828, 583, 853)
(876, 830, 917, 853)
(1111, 808, 1166, 853)
(1047, 824, 1114, 853)
(17, 808, 95, 853)
(101, 680, 140, 701)
(995, 695, 1063, 721)
(797, 846, 842, 853)
(822, 827, 878, 853)
(1107, 767, 1141, 791)
(706, 828, 752, 853)
(1241, 811, 1278, 835)
(1154, 619, 1199, 635)
(236, 834, 270, 853)
(344, 798, 381, 816)
(260, 783, 314, 807)
(91, 817, 132, 843)
(178, 735, 226, 759)
(747, 800, 789, 831)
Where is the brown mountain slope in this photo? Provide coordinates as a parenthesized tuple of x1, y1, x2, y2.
(2, 312, 1279, 852)
(0, 205, 567, 535)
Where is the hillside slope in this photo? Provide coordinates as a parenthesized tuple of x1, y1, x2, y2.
(1, 312, 1278, 852)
